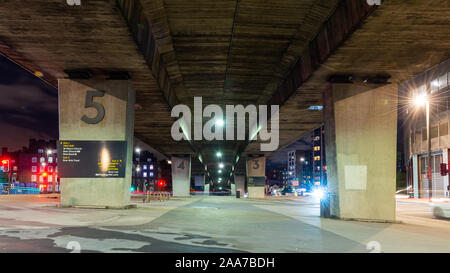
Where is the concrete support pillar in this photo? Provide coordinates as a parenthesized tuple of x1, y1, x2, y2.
(58, 79, 135, 208)
(246, 157, 266, 199)
(234, 175, 245, 197)
(171, 156, 191, 197)
(323, 83, 398, 222)
(204, 183, 210, 196)
(194, 175, 205, 195)
(230, 183, 236, 196)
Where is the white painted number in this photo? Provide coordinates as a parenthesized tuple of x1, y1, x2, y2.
(66, 241, 81, 253)
(366, 241, 381, 253)
(66, 0, 81, 6)
(367, 0, 381, 5)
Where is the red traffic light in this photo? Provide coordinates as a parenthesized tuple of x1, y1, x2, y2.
(158, 180, 165, 187)
(1, 159, 8, 165)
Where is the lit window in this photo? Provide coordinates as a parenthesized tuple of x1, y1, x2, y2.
(38, 149, 43, 154)
(143, 172, 147, 178)
(143, 165, 148, 170)
(48, 166, 53, 172)
(39, 176, 44, 182)
(40, 165, 45, 172)
(150, 165, 154, 170)
(48, 157, 53, 163)
(32, 166, 37, 172)
(48, 176, 53, 182)
(31, 175, 36, 182)
(32, 157, 37, 163)
(40, 157, 45, 163)
(150, 172, 154, 177)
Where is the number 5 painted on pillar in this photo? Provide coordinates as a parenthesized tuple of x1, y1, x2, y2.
(81, 90, 105, 124)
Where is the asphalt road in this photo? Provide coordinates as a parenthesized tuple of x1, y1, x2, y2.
(0, 196, 449, 253)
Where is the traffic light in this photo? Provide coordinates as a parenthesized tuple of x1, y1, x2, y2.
(158, 180, 165, 187)
(440, 163, 448, 176)
(1, 159, 9, 172)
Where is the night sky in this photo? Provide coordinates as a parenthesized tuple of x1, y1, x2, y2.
(0, 55, 58, 151)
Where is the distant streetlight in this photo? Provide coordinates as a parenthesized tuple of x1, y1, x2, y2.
(413, 92, 432, 201)
(218, 170, 222, 173)
(167, 160, 172, 165)
(135, 147, 141, 153)
(216, 151, 222, 158)
(46, 149, 52, 155)
(219, 163, 224, 169)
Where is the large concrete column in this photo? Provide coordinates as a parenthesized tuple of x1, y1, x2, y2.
(58, 79, 135, 208)
(194, 174, 205, 195)
(234, 175, 245, 197)
(171, 156, 191, 197)
(204, 183, 210, 196)
(230, 183, 236, 196)
(246, 157, 266, 199)
(323, 83, 398, 222)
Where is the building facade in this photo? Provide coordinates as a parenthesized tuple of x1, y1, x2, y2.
(401, 59, 450, 199)
(1, 139, 59, 193)
(132, 149, 158, 192)
(287, 150, 313, 190)
(312, 126, 327, 187)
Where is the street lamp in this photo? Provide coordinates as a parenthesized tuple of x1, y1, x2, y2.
(413, 93, 432, 201)
(219, 163, 224, 169)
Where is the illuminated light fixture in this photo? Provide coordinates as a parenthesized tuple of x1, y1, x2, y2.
(413, 93, 428, 107)
(300, 157, 305, 162)
(34, 71, 43, 78)
(431, 80, 439, 87)
(218, 170, 222, 173)
(135, 148, 141, 153)
(136, 167, 141, 172)
(167, 160, 172, 164)
(215, 119, 224, 127)
(307, 105, 323, 111)
(216, 152, 222, 158)
(219, 163, 224, 169)
(46, 149, 52, 155)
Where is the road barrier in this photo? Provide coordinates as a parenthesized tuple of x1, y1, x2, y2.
(143, 191, 171, 203)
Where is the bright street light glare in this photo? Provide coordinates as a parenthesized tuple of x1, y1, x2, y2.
(135, 147, 141, 153)
(216, 152, 222, 157)
(413, 93, 428, 107)
(219, 163, 224, 169)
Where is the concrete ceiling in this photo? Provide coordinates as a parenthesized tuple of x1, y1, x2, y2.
(0, 0, 449, 182)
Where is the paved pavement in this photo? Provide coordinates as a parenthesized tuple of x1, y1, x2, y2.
(0, 195, 449, 253)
